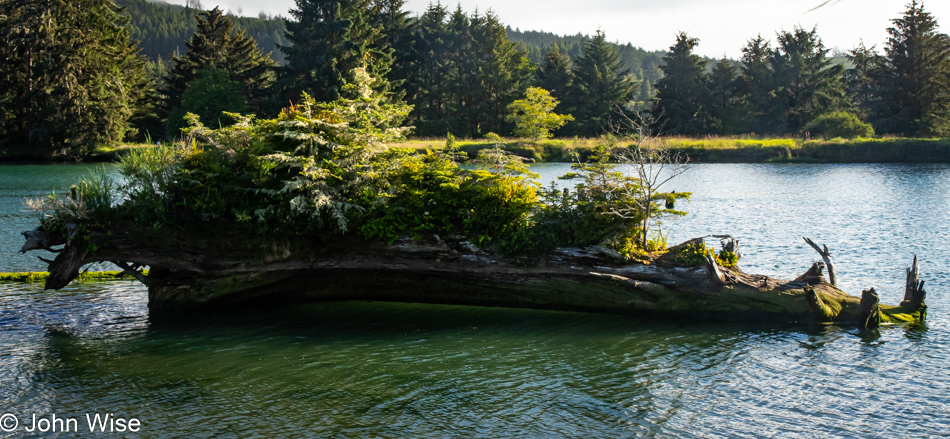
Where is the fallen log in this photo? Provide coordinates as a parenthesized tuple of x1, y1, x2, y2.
(19, 224, 927, 327)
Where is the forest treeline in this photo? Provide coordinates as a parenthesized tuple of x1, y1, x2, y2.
(0, 0, 948, 158)
(653, 2, 950, 138)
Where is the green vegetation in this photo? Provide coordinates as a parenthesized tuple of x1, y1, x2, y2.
(506, 87, 574, 140)
(0, 0, 151, 157)
(804, 112, 875, 139)
(29, 74, 691, 263)
(161, 7, 275, 138)
(116, 0, 288, 63)
(0, 270, 148, 283)
(386, 135, 949, 164)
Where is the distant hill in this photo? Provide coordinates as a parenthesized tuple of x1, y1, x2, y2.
(117, 0, 288, 63)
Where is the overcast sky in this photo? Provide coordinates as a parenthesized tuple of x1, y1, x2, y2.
(170, 0, 950, 59)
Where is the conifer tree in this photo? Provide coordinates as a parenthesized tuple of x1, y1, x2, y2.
(769, 26, 845, 133)
(370, 0, 414, 96)
(707, 59, 741, 135)
(469, 10, 531, 136)
(278, 0, 393, 104)
(162, 7, 274, 125)
(0, 0, 150, 156)
(570, 30, 637, 136)
(737, 35, 777, 134)
(845, 42, 883, 121)
(404, 4, 528, 137)
(876, 0, 950, 136)
(537, 43, 574, 102)
(651, 32, 710, 135)
(405, 2, 451, 135)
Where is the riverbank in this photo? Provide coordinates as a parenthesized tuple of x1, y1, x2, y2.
(0, 271, 142, 282)
(390, 136, 950, 163)
(0, 143, 154, 163)
(3, 137, 948, 164)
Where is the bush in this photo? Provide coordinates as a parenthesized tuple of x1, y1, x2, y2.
(804, 112, 875, 139)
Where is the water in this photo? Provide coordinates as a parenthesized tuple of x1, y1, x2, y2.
(1, 163, 949, 437)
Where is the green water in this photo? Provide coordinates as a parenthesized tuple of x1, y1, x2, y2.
(1, 163, 949, 437)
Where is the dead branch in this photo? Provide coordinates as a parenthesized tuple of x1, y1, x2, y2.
(803, 237, 836, 287)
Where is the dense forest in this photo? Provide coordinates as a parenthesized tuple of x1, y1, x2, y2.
(0, 0, 948, 158)
(120, 1, 666, 109)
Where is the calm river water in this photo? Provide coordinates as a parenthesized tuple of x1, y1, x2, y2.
(1, 163, 948, 437)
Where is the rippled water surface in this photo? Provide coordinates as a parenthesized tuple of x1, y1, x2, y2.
(1, 163, 949, 438)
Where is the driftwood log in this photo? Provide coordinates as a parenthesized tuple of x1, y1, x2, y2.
(20, 224, 927, 328)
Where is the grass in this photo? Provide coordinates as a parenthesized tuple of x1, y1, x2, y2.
(0, 270, 148, 283)
(5, 136, 948, 164)
(390, 135, 950, 163)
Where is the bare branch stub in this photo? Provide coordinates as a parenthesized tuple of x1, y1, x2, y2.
(704, 249, 726, 285)
(803, 237, 837, 287)
(859, 288, 881, 330)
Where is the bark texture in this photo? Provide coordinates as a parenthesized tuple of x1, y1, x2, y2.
(20, 224, 928, 327)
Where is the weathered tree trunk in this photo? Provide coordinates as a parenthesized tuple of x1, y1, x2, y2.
(803, 237, 837, 287)
(18, 225, 928, 327)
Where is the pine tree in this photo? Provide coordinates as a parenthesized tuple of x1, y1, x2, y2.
(769, 26, 845, 133)
(442, 6, 474, 135)
(278, 0, 393, 104)
(737, 35, 777, 134)
(651, 32, 710, 135)
(162, 7, 274, 120)
(876, 0, 950, 136)
(404, 2, 451, 135)
(707, 59, 741, 135)
(469, 10, 531, 136)
(845, 42, 883, 120)
(369, 0, 414, 96)
(570, 30, 637, 136)
(537, 43, 573, 99)
(0, 0, 150, 156)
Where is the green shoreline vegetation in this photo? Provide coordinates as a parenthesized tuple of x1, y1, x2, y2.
(2, 136, 947, 164)
(0, 270, 146, 283)
(388, 136, 950, 164)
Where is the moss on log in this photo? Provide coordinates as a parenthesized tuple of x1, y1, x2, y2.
(19, 224, 927, 328)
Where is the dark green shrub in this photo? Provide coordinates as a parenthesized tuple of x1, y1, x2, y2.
(804, 112, 875, 139)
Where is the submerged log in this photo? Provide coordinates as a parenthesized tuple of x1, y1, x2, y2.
(19, 224, 928, 326)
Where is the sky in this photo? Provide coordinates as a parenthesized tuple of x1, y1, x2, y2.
(169, 0, 950, 59)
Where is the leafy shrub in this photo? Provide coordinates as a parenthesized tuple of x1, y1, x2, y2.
(804, 112, 875, 139)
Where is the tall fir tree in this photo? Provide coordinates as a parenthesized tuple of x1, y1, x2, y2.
(468, 10, 531, 136)
(537, 43, 574, 103)
(651, 32, 710, 135)
(405, 2, 451, 135)
(161, 7, 275, 136)
(0, 0, 150, 156)
(403, 4, 528, 137)
(737, 35, 778, 134)
(278, 0, 393, 104)
(707, 59, 741, 135)
(570, 30, 637, 136)
(769, 26, 845, 133)
(845, 42, 883, 121)
(876, 0, 950, 136)
(369, 0, 414, 97)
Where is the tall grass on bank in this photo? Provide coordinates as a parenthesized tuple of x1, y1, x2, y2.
(388, 136, 950, 163)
